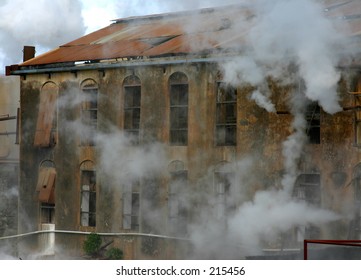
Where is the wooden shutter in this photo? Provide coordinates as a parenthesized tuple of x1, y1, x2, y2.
(34, 83, 57, 147)
(36, 167, 56, 203)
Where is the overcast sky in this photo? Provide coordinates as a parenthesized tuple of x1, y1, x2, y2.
(81, 0, 243, 33)
(0, 0, 242, 73)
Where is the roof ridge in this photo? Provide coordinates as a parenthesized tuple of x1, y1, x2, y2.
(111, 4, 250, 24)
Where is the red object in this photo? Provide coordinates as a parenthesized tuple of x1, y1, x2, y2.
(304, 239, 361, 260)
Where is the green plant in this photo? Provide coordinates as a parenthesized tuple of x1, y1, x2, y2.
(83, 233, 102, 256)
(105, 247, 124, 260)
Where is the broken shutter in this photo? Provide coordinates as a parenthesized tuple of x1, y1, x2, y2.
(34, 83, 58, 147)
(36, 167, 56, 204)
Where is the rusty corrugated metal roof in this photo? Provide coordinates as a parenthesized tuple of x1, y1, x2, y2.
(20, 2, 361, 67)
(20, 5, 254, 66)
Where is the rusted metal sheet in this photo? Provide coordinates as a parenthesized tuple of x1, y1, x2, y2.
(19, 3, 361, 67)
(19, 6, 255, 66)
(323, 0, 361, 37)
(23, 41, 153, 65)
(64, 23, 128, 46)
(324, 0, 361, 18)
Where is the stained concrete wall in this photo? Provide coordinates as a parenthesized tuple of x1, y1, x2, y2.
(16, 63, 361, 259)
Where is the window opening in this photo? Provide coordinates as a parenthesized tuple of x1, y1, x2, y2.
(293, 173, 321, 239)
(305, 102, 320, 144)
(123, 75, 141, 144)
(81, 83, 98, 146)
(216, 82, 237, 146)
(124, 85, 141, 143)
(352, 76, 361, 146)
(80, 170, 96, 227)
(351, 164, 361, 239)
(123, 180, 140, 231)
(214, 171, 234, 220)
(168, 170, 188, 236)
(40, 203, 55, 224)
(169, 72, 188, 146)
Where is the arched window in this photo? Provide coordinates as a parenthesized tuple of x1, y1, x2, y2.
(81, 79, 98, 146)
(169, 72, 188, 146)
(34, 82, 58, 147)
(215, 81, 237, 146)
(123, 75, 141, 144)
(168, 160, 188, 236)
(80, 160, 96, 227)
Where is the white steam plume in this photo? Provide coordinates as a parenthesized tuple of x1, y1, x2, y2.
(189, 0, 348, 258)
(226, 188, 339, 256)
(222, 0, 347, 114)
(96, 129, 167, 186)
(189, 156, 339, 259)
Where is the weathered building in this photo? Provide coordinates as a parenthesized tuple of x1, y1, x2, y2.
(0, 75, 19, 257)
(5, 2, 361, 259)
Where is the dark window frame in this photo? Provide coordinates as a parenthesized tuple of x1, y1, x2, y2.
(169, 82, 189, 146)
(306, 102, 321, 144)
(40, 202, 55, 224)
(169, 73, 188, 146)
(131, 192, 140, 231)
(293, 173, 321, 239)
(214, 171, 235, 218)
(123, 180, 140, 231)
(80, 170, 96, 227)
(123, 76, 141, 144)
(81, 84, 98, 146)
(216, 82, 237, 146)
(168, 170, 188, 236)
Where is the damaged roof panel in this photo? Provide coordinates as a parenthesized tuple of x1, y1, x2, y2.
(23, 41, 152, 65)
(19, 2, 361, 67)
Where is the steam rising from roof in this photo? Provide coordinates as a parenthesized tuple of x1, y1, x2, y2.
(221, 0, 348, 114)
